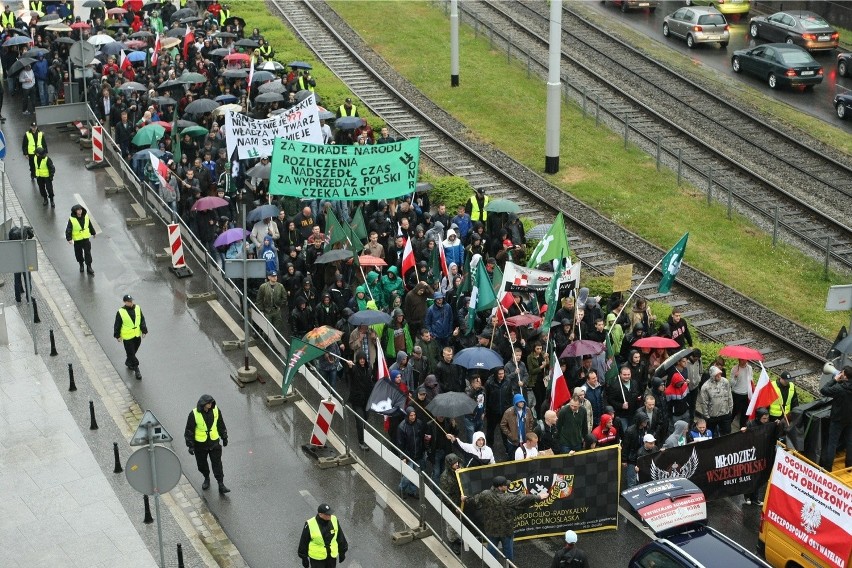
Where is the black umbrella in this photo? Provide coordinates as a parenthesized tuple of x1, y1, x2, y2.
(176, 119, 199, 129)
(141, 1, 162, 11)
(184, 98, 218, 115)
(295, 89, 316, 103)
(165, 27, 186, 38)
(9, 57, 36, 75)
(83, 0, 105, 7)
(235, 38, 258, 48)
(223, 16, 246, 28)
(55, 37, 76, 45)
(287, 60, 312, 70)
(213, 31, 237, 39)
(222, 68, 248, 79)
(21, 47, 49, 58)
(348, 310, 391, 326)
(170, 8, 195, 22)
(416, 182, 434, 192)
(318, 110, 336, 121)
(334, 116, 362, 130)
(426, 392, 477, 418)
(129, 30, 153, 39)
(118, 81, 147, 92)
(179, 16, 202, 24)
(252, 70, 275, 83)
(209, 47, 230, 57)
(152, 96, 177, 106)
(255, 92, 283, 104)
(313, 249, 353, 264)
(258, 81, 286, 94)
(156, 79, 184, 92)
(247, 204, 280, 223)
(453, 346, 505, 370)
(653, 348, 694, 378)
(246, 163, 271, 179)
(99, 41, 126, 56)
(215, 94, 238, 104)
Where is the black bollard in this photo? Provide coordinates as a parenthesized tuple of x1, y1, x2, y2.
(143, 495, 154, 524)
(176, 543, 184, 568)
(113, 442, 123, 474)
(89, 401, 99, 430)
(31, 297, 40, 323)
(49, 329, 58, 356)
(68, 364, 77, 391)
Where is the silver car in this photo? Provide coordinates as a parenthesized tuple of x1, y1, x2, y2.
(663, 6, 730, 48)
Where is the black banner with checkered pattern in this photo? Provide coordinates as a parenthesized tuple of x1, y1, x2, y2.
(456, 446, 620, 540)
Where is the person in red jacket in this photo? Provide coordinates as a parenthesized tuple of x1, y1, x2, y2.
(591, 413, 619, 447)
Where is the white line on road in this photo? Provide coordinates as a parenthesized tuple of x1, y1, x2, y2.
(72, 193, 102, 235)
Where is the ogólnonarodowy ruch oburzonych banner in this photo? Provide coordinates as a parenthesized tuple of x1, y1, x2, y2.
(269, 137, 420, 200)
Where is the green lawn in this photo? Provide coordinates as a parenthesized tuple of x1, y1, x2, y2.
(237, 0, 852, 339)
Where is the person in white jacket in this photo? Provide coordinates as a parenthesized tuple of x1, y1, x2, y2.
(446, 431, 494, 467)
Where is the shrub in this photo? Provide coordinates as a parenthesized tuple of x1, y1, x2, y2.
(430, 176, 472, 210)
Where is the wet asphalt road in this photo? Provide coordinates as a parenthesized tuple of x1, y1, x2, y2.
(4, 102, 765, 566)
(587, 0, 852, 127)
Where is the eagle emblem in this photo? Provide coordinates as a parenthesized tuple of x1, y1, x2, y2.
(801, 501, 822, 534)
(649, 449, 699, 481)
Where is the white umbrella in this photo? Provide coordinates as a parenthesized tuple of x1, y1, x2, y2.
(88, 34, 116, 46)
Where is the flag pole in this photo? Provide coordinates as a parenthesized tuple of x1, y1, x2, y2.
(605, 256, 666, 344)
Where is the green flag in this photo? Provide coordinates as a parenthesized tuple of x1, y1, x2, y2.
(344, 222, 364, 253)
(542, 270, 560, 331)
(527, 213, 571, 267)
(467, 258, 497, 335)
(325, 208, 346, 249)
(657, 233, 689, 294)
(282, 338, 326, 395)
(350, 206, 368, 241)
(490, 264, 503, 297)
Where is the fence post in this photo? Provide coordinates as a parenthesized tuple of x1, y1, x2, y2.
(727, 184, 733, 219)
(595, 99, 600, 127)
(507, 33, 512, 63)
(656, 137, 661, 171)
(582, 87, 587, 118)
(623, 116, 628, 149)
(824, 236, 831, 280)
(772, 206, 779, 246)
(527, 53, 531, 78)
(677, 149, 682, 185)
(707, 167, 712, 205)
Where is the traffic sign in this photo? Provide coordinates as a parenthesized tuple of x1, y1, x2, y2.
(69, 40, 96, 68)
(125, 446, 182, 495)
(0, 129, 6, 160)
(130, 410, 174, 446)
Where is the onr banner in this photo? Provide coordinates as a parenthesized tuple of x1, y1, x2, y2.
(457, 445, 619, 539)
(224, 94, 322, 159)
(500, 261, 581, 293)
(269, 138, 420, 200)
(764, 450, 852, 568)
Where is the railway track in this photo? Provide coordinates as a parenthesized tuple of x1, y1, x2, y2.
(269, 0, 834, 393)
(462, 0, 852, 271)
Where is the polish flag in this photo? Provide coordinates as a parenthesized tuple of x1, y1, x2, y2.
(746, 363, 780, 420)
(549, 353, 570, 412)
(119, 50, 131, 72)
(149, 153, 170, 187)
(401, 238, 415, 277)
(436, 239, 448, 278)
(151, 33, 161, 66)
(376, 338, 390, 381)
(247, 55, 255, 90)
(183, 29, 194, 61)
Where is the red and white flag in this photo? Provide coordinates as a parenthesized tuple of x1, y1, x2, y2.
(247, 55, 255, 89)
(183, 29, 194, 61)
(436, 238, 448, 278)
(149, 153, 170, 187)
(376, 338, 390, 381)
(401, 238, 415, 277)
(549, 352, 570, 412)
(119, 50, 131, 72)
(151, 33, 161, 66)
(746, 363, 779, 420)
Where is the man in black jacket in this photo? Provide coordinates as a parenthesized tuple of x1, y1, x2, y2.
(184, 394, 230, 494)
(551, 530, 589, 568)
(114, 110, 135, 159)
(606, 365, 641, 435)
(297, 503, 348, 567)
(819, 366, 852, 472)
(396, 406, 425, 498)
(435, 346, 464, 393)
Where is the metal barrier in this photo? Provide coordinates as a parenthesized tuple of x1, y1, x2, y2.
(94, 120, 518, 567)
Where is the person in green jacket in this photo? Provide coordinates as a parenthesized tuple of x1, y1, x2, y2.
(383, 308, 414, 360)
(365, 271, 383, 309)
(380, 266, 405, 308)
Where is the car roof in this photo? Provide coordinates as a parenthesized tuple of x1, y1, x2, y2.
(686, 6, 722, 14)
(663, 525, 770, 568)
(762, 43, 810, 53)
(783, 10, 822, 18)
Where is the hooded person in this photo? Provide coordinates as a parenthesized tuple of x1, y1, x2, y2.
(442, 228, 464, 269)
(591, 413, 619, 447)
(314, 292, 340, 328)
(403, 281, 432, 335)
(365, 270, 383, 309)
(423, 374, 441, 403)
(260, 236, 278, 275)
(383, 308, 414, 361)
(348, 350, 373, 451)
(447, 430, 495, 467)
(389, 350, 415, 392)
(623, 410, 650, 488)
(183, 394, 230, 494)
(662, 420, 691, 449)
(500, 393, 535, 456)
(380, 265, 405, 308)
(65, 204, 97, 275)
(349, 285, 369, 312)
(439, 453, 464, 553)
(396, 405, 426, 498)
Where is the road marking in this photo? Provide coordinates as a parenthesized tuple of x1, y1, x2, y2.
(72, 193, 102, 235)
(299, 489, 319, 510)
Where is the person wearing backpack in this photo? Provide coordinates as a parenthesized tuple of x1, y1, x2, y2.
(551, 530, 589, 567)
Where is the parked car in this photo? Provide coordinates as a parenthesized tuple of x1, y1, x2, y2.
(663, 7, 730, 48)
(685, 0, 750, 17)
(836, 93, 852, 120)
(732, 44, 824, 89)
(748, 10, 839, 52)
(601, 0, 658, 14)
(838, 52, 851, 77)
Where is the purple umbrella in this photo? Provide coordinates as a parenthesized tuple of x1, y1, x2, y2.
(213, 228, 249, 248)
(560, 340, 605, 359)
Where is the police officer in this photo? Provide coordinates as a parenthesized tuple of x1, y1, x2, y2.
(33, 147, 55, 207)
(184, 394, 230, 494)
(113, 294, 147, 379)
(22, 122, 47, 180)
(468, 186, 489, 223)
(218, 4, 231, 26)
(551, 530, 589, 567)
(298, 503, 348, 567)
(65, 204, 96, 274)
(336, 97, 357, 118)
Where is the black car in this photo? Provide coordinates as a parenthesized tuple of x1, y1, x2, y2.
(748, 10, 839, 52)
(836, 93, 852, 120)
(732, 44, 824, 89)
(601, 0, 658, 13)
(839, 52, 851, 77)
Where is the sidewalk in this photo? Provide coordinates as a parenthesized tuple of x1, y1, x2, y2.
(0, 305, 157, 568)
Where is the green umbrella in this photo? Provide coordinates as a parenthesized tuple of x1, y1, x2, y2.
(132, 124, 166, 147)
(180, 125, 209, 138)
(485, 198, 520, 214)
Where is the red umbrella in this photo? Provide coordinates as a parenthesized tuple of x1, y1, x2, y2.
(71, 21, 91, 29)
(124, 0, 142, 11)
(506, 313, 541, 327)
(358, 255, 387, 267)
(106, 7, 127, 15)
(149, 120, 172, 131)
(560, 340, 605, 358)
(719, 345, 764, 361)
(125, 40, 147, 49)
(633, 336, 680, 349)
(191, 196, 229, 212)
(224, 52, 250, 63)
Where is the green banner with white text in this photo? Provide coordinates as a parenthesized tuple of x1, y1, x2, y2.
(269, 138, 420, 200)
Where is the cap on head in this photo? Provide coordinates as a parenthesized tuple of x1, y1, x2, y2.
(267, 270, 277, 277)
(564, 530, 578, 544)
(345, 97, 352, 103)
(35, 147, 46, 155)
(317, 503, 332, 515)
(123, 294, 133, 302)
(643, 434, 656, 443)
(779, 371, 793, 382)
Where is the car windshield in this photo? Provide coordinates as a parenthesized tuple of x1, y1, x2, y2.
(779, 51, 814, 65)
(698, 14, 725, 25)
(798, 16, 830, 29)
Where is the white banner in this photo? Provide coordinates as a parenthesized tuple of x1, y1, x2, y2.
(225, 94, 322, 160)
(500, 261, 581, 293)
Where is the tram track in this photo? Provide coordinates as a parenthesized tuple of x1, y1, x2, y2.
(267, 0, 835, 394)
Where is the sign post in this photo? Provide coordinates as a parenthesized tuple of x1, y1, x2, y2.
(825, 284, 852, 369)
(127, 410, 179, 568)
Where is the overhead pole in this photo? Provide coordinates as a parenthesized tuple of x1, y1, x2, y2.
(545, 0, 563, 174)
(450, 0, 459, 87)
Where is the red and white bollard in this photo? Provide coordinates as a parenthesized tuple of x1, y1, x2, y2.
(91, 125, 103, 163)
(167, 224, 192, 278)
(310, 399, 336, 447)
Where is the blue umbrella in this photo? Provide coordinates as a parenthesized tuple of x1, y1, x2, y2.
(348, 310, 391, 326)
(126, 50, 147, 62)
(2, 35, 32, 47)
(246, 204, 280, 224)
(100, 41, 126, 56)
(334, 116, 362, 130)
(453, 346, 505, 370)
(215, 94, 238, 104)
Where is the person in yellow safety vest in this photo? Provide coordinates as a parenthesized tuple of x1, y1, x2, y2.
(0, 6, 15, 28)
(298, 503, 348, 567)
(297, 71, 315, 92)
(30, 1, 44, 15)
(184, 394, 231, 494)
(113, 294, 147, 378)
(33, 147, 55, 208)
(336, 97, 358, 118)
(65, 204, 97, 275)
(179, 0, 187, 7)
(219, 5, 231, 26)
(22, 122, 47, 180)
(468, 186, 490, 222)
(769, 372, 798, 422)
(258, 39, 273, 60)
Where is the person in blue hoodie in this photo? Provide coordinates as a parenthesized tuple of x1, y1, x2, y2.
(500, 394, 535, 459)
(424, 292, 453, 347)
(260, 236, 278, 275)
(33, 55, 48, 107)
